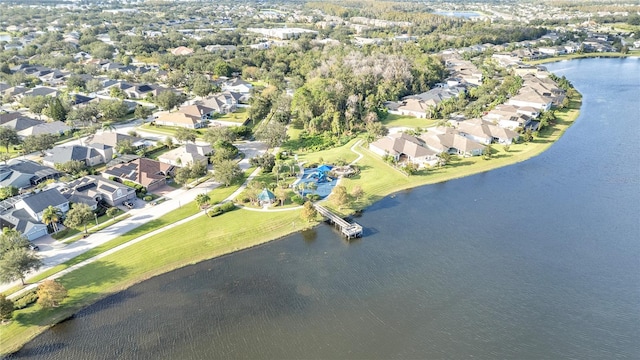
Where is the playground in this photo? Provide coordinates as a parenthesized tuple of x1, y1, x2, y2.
(294, 165, 338, 199)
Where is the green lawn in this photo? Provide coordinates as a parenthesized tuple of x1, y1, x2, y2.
(213, 107, 249, 124)
(380, 114, 439, 128)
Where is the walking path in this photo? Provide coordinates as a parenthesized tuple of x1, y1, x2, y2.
(3, 139, 365, 298)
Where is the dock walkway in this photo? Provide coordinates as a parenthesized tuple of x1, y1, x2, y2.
(313, 203, 363, 239)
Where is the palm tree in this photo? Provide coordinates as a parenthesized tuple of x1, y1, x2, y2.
(101, 121, 116, 132)
(195, 193, 210, 210)
(42, 205, 63, 233)
(306, 181, 317, 197)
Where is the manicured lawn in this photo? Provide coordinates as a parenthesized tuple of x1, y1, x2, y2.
(380, 114, 439, 128)
(296, 138, 361, 165)
(213, 107, 249, 124)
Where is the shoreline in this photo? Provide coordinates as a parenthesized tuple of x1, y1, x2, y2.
(526, 51, 640, 65)
(0, 95, 583, 356)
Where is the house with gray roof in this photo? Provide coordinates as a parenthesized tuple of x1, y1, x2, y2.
(60, 175, 136, 207)
(43, 144, 113, 168)
(14, 188, 69, 222)
(0, 159, 62, 189)
(0, 208, 49, 241)
(369, 133, 439, 168)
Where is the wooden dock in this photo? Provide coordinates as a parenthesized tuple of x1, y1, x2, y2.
(313, 204, 363, 239)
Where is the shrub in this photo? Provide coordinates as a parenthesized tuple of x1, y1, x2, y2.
(208, 207, 224, 217)
(13, 290, 38, 310)
(307, 194, 321, 202)
(143, 195, 153, 201)
(220, 202, 236, 212)
(291, 195, 305, 205)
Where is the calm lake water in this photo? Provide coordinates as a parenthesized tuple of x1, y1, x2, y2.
(10, 58, 640, 359)
(433, 11, 481, 18)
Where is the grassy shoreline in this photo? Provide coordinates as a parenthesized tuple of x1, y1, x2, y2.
(0, 94, 582, 356)
(526, 51, 640, 65)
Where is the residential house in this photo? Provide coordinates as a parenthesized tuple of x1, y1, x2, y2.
(43, 144, 113, 168)
(158, 143, 212, 167)
(394, 98, 435, 119)
(17, 121, 70, 138)
(21, 86, 59, 99)
(0, 208, 49, 241)
(222, 78, 253, 94)
(14, 188, 69, 222)
(171, 46, 194, 56)
(507, 88, 553, 111)
(369, 133, 439, 168)
(457, 118, 520, 145)
(60, 175, 137, 207)
(0, 159, 62, 189)
(86, 132, 149, 150)
(102, 158, 173, 191)
(155, 104, 214, 129)
(420, 127, 485, 157)
(484, 104, 536, 130)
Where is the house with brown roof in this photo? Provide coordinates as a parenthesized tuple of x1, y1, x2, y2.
(369, 133, 439, 168)
(102, 158, 173, 191)
(171, 46, 194, 56)
(507, 88, 553, 111)
(457, 118, 520, 145)
(419, 127, 485, 157)
(155, 104, 214, 129)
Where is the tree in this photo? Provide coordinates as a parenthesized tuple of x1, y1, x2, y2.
(101, 121, 116, 132)
(0, 152, 11, 164)
(155, 91, 184, 111)
(46, 97, 67, 122)
(134, 105, 153, 120)
(437, 152, 451, 167)
(175, 127, 197, 144)
(55, 160, 87, 176)
(254, 121, 288, 148)
(0, 127, 20, 153)
(98, 99, 128, 122)
(116, 139, 136, 155)
(42, 205, 63, 233)
(300, 201, 317, 223)
(106, 207, 119, 220)
(195, 193, 211, 210)
(330, 185, 349, 209)
(0, 186, 18, 201)
(36, 279, 67, 308)
(64, 203, 94, 235)
(66, 75, 86, 92)
(250, 153, 276, 173)
(213, 160, 242, 186)
(22, 96, 49, 118)
(203, 126, 235, 145)
(173, 161, 208, 185)
(0, 248, 42, 285)
(351, 185, 364, 201)
(22, 133, 58, 155)
(191, 75, 214, 97)
(163, 136, 174, 149)
(0, 294, 14, 322)
(482, 145, 493, 160)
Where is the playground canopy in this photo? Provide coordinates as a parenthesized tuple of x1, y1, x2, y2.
(317, 164, 333, 173)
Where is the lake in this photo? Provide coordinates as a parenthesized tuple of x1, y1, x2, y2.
(433, 11, 481, 19)
(9, 58, 640, 359)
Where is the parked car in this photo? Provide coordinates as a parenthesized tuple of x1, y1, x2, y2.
(123, 201, 134, 209)
(28, 243, 39, 251)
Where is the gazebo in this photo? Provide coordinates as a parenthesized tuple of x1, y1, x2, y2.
(257, 188, 276, 206)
